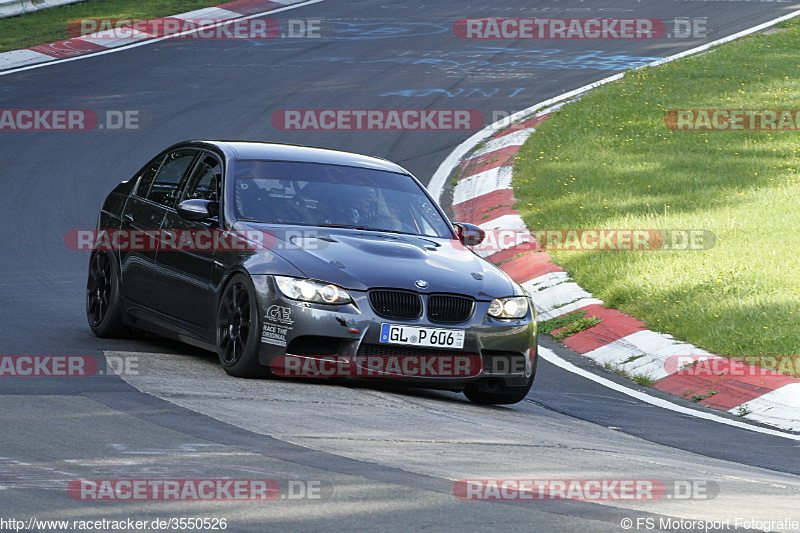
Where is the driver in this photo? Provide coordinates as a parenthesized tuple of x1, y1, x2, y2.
(344, 187, 406, 232)
(233, 169, 266, 220)
(348, 187, 380, 225)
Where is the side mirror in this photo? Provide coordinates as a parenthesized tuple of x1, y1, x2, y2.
(176, 199, 218, 221)
(454, 222, 486, 246)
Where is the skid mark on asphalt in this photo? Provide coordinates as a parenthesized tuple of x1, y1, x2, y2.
(0, 457, 75, 491)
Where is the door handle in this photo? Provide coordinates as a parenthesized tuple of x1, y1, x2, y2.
(122, 214, 134, 223)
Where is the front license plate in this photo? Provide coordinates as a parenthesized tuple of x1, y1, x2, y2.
(379, 324, 465, 349)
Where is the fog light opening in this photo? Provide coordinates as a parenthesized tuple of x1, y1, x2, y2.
(486, 378, 503, 392)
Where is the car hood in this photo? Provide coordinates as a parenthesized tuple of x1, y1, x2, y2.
(234, 223, 518, 298)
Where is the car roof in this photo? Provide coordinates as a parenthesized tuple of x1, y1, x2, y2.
(187, 140, 410, 175)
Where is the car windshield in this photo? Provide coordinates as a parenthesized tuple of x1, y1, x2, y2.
(231, 160, 452, 238)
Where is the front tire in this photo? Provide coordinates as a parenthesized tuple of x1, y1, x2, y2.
(464, 347, 538, 405)
(216, 273, 267, 378)
(86, 251, 131, 338)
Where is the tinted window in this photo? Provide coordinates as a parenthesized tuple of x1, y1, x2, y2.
(134, 155, 165, 198)
(231, 160, 451, 238)
(182, 154, 221, 203)
(146, 149, 198, 206)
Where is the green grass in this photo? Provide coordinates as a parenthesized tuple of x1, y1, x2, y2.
(539, 310, 589, 334)
(551, 314, 602, 341)
(0, 0, 230, 52)
(539, 309, 603, 341)
(514, 19, 800, 374)
(688, 388, 719, 403)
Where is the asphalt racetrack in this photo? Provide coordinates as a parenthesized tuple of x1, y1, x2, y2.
(1, 1, 799, 531)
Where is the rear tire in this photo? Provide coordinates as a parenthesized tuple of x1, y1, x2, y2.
(86, 251, 132, 338)
(464, 347, 538, 405)
(216, 273, 268, 378)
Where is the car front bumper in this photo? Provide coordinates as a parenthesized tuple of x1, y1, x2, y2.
(252, 276, 537, 390)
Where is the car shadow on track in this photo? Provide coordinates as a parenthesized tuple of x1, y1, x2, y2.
(107, 332, 530, 409)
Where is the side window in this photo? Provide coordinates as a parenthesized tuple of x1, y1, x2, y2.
(146, 149, 198, 206)
(182, 154, 221, 203)
(134, 155, 165, 198)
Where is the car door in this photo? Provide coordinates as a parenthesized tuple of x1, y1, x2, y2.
(118, 153, 165, 308)
(119, 147, 200, 309)
(152, 151, 223, 331)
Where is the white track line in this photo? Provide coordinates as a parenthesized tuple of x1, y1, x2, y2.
(539, 347, 800, 441)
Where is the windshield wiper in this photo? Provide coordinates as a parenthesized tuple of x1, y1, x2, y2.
(315, 223, 379, 231)
(315, 224, 437, 239)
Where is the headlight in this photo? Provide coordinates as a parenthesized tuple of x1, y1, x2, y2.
(488, 297, 529, 319)
(274, 276, 353, 305)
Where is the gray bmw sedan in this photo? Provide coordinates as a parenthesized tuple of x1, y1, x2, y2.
(87, 141, 537, 404)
